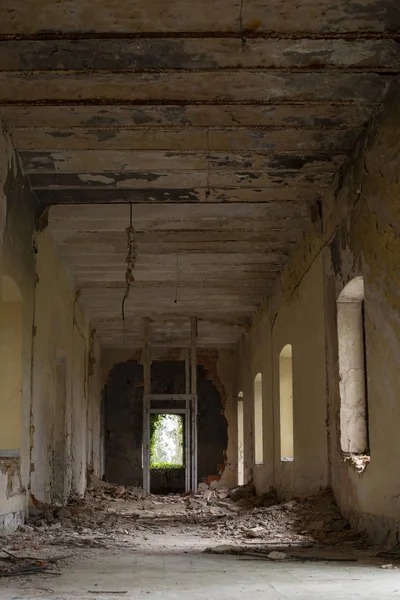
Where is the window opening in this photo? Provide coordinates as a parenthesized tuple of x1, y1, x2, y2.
(237, 392, 244, 485)
(150, 413, 184, 469)
(254, 374, 264, 465)
(279, 344, 294, 461)
(337, 276, 369, 462)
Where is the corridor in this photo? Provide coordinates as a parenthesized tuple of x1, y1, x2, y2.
(2, 483, 400, 599)
(1, 0, 400, 597)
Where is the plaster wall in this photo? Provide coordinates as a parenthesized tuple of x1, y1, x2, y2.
(104, 358, 228, 489)
(237, 77, 400, 542)
(271, 257, 329, 497)
(31, 231, 101, 504)
(237, 258, 328, 497)
(322, 78, 400, 544)
(0, 121, 102, 527)
(87, 332, 103, 478)
(0, 301, 23, 450)
(101, 347, 237, 489)
(0, 122, 35, 531)
(236, 308, 274, 493)
(213, 348, 236, 489)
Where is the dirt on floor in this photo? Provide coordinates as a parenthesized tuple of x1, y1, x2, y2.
(1, 479, 398, 581)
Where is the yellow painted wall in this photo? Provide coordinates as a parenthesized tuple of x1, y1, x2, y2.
(236, 78, 400, 542)
(0, 123, 35, 531)
(0, 301, 23, 450)
(0, 121, 103, 533)
(31, 230, 102, 504)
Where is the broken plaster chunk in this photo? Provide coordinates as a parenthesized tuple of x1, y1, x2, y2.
(343, 454, 370, 473)
(197, 482, 209, 492)
(268, 551, 287, 561)
(18, 524, 34, 532)
(245, 526, 266, 538)
(380, 564, 395, 569)
(204, 545, 236, 554)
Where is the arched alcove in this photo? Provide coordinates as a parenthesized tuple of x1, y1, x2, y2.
(337, 276, 369, 455)
(253, 373, 264, 465)
(279, 344, 294, 461)
(0, 275, 23, 454)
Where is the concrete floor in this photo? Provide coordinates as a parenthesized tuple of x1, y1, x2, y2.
(3, 549, 400, 600)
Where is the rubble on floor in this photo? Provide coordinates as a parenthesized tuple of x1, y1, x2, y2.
(0, 549, 61, 578)
(86, 473, 146, 502)
(2, 480, 395, 579)
(7, 481, 366, 551)
(200, 490, 362, 545)
(186, 483, 363, 548)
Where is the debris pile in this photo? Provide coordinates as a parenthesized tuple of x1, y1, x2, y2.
(0, 478, 374, 580)
(21, 482, 364, 551)
(0, 549, 60, 578)
(189, 485, 363, 547)
(86, 474, 146, 502)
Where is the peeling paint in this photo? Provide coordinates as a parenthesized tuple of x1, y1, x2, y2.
(78, 174, 116, 184)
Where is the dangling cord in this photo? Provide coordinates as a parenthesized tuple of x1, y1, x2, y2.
(122, 202, 137, 343)
(174, 253, 180, 304)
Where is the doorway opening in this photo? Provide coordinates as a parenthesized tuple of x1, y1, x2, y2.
(150, 413, 185, 494)
(150, 413, 184, 469)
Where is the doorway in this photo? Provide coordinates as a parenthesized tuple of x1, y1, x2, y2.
(150, 413, 185, 493)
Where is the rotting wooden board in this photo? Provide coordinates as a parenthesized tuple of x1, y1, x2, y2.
(73, 279, 274, 290)
(56, 240, 297, 255)
(1, 0, 394, 350)
(71, 262, 284, 274)
(10, 126, 359, 152)
(0, 0, 398, 34)
(82, 298, 260, 311)
(20, 150, 345, 174)
(52, 227, 300, 243)
(1, 104, 373, 129)
(77, 273, 276, 286)
(46, 202, 310, 229)
(36, 187, 323, 205)
(0, 72, 388, 104)
(73, 272, 279, 284)
(28, 170, 333, 190)
(62, 252, 289, 267)
(0, 39, 399, 71)
(91, 315, 251, 331)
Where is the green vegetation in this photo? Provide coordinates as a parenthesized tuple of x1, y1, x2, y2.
(151, 461, 184, 470)
(150, 413, 184, 469)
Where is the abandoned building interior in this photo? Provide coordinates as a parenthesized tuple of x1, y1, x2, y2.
(1, 0, 400, 597)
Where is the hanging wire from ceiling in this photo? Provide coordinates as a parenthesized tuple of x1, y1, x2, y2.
(174, 252, 180, 304)
(122, 202, 137, 343)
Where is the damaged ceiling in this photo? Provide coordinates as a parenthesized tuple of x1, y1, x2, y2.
(0, 0, 398, 347)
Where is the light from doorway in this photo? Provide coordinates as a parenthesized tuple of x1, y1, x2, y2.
(150, 414, 184, 469)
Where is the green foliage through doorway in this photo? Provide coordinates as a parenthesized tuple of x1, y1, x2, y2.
(150, 413, 184, 469)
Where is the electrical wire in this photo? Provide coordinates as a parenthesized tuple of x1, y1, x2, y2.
(174, 253, 180, 304)
(122, 202, 137, 343)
